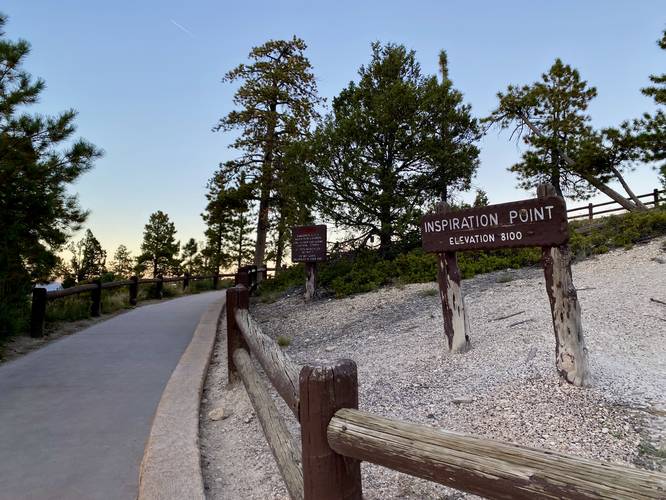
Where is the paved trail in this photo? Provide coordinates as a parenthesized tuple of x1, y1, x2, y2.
(0, 290, 225, 500)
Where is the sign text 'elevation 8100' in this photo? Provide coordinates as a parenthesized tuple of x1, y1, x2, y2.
(421, 196, 569, 252)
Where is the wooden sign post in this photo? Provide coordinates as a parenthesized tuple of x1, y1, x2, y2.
(421, 184, 588, 385)
(292, 225, 327, 302)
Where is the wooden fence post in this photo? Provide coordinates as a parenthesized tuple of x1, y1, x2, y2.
(654, 188, 660, 207)
(129, 276, 138, 306)
(90, 279, 102, 317)
(587, 202, 594, 220)
(30, 287, 47, 338)
(156, 274, 163, 299)
(300, 360, 363, 500)
(235, 270, 250, 288)
(213, 272, 219, 290)
(304, 262, 317, 302)
(226, 285, 249, 384)
(538, 183, 589, 386)
(435, 203, 470, 353)
(183, 272, 190, 291)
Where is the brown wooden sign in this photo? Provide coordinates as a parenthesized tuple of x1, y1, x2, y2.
(292, 225, 327, 263)
(421, 196, 568, 253)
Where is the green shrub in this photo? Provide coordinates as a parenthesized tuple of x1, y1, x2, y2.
(569, 207, 666, 258)
(276, 335, 291, 347)
(256, 207, 666, 300)
(46, 293, 92, 322)
(101, 289, 130, 313)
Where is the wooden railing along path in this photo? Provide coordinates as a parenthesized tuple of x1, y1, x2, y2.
(567, 188, 663, 221)
(29, 264, 267, 338)
(226, 284, 666, 500)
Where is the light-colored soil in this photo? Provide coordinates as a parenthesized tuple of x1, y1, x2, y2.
(200, 238, 666, 499)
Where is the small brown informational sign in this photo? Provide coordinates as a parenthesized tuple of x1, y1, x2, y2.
(421, 196, 568, 253)
(292, 225, 327, 262)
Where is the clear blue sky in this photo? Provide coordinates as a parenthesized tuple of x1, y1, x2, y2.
(4, 1, 664, 254)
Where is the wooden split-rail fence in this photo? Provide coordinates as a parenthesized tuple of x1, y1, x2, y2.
(29, 264, 267, 338)
(226, 284, 666, 500)
(567, 188, 663, 221)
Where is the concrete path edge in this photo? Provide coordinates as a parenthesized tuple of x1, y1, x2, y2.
(137, 295, 226, 500)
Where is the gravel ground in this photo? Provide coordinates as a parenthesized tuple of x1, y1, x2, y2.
(200, 238, 666, 499)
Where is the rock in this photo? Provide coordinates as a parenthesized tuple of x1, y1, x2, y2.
(602, 427, 609, 434)
(452, 398, 473, 405)
(208, 407, 229, 421)
(325, 346, 335, 352)
(244, 414, 254, 424)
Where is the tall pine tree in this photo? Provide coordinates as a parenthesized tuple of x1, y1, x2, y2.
(214, 37, 321, 266)
(139, 211, 180, 277)
(0, 13, 101, 335)
(310, 43, 481, 256)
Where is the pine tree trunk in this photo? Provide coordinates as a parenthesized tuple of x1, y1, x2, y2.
(274, 208, 286, 275)
(254, 101, 278, 267)
(609, 165, 648, 210)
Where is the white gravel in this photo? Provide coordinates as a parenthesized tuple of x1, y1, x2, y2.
(200, 237, 666, 499)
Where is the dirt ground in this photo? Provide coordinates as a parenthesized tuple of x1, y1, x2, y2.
(200, 238, 666, 499)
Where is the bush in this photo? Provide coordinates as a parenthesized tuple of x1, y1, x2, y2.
(257, 207, 666, 300)
(569, 207, 666, 258)
(46, 293, 92, 323)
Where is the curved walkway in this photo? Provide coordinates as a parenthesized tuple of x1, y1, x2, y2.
(0, 290, 225, 500)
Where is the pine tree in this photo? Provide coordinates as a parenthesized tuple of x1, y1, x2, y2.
(0, 13, 101, 335)
(310, 43, 481, 256)
(110, 244, 133, 279)
(139, 211, 180, 277)
(202, 169, 255, 273)
(79, 229, 106, 280)
(181, 238, 198, 274)
(214, 37, 321, 266)
(487, 59, 646, 210)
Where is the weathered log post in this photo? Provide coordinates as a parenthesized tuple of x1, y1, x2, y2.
(654, 188, 660, 207)
(155, 274, 164, 299)
(129, 275, 138, 306)
(183, 272, 190, 291)
(226, 285, 249, 384)
(30, 287, 47, 338)
(587, 202, 594, 220)
(538, 183, 589, 386)
(235, 269, 251, 288)
(299, 360, 362, 500)
(213, 272, 219, 290)
(90, 279, 102, 317)
(435, 203, 470, 353)
(304, 262, 317, 302)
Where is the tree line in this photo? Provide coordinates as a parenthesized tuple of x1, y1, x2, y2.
(57, 208, 247, 288)
(206, 32, 666, 269)
(1, 9, 664, 336)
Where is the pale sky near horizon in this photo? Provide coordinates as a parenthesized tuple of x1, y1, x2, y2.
(3, 1, 664, 255)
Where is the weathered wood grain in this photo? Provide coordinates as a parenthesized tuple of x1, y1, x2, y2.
(299, 361, 362, 500)
(328, 408, 666, 500)
(226, 286, 249, 383)
(235, 309, 301, 417)
(538, 183, 588, 386)
(233, 348, 304, 500)
(435, 203, 470, 353)
(304, 262, 317, 302)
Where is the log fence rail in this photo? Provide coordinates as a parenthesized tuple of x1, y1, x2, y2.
(225, 284, 666, 500)
(30, 266, 268, 338)
(567, 188, 663, 220)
